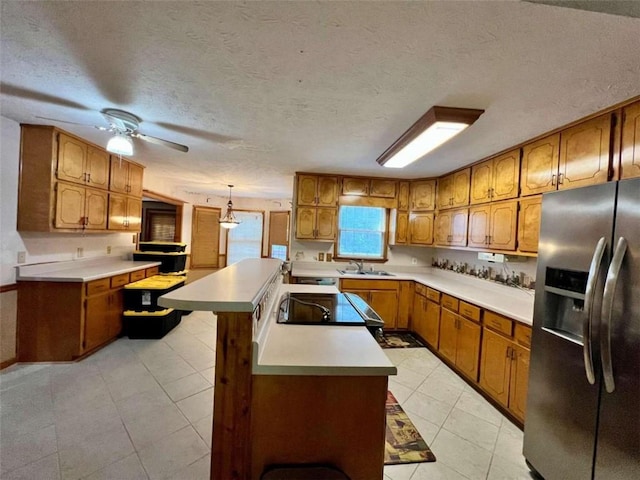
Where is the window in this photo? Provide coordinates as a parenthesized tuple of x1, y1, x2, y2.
(337, 206, 387, 259)
(227, 211, 264, 265)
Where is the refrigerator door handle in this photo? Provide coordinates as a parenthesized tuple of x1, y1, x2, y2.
(583, 236, 607, 385)
(600, 236, 628, 394)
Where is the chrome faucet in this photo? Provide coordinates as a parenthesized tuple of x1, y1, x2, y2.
(349, 259, 364, 273)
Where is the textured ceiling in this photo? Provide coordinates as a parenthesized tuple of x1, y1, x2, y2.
(1, 1, 639, 198)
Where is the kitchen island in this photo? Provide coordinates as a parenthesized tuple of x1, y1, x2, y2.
(159, 258, 396, 480)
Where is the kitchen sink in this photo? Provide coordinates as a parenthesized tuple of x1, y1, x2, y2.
(337, 269, 394, 276)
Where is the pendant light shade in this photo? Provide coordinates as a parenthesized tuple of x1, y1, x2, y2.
(219, 185, 240, 229)
(376, 106, 484, 168)
(106, 133, 134, 156)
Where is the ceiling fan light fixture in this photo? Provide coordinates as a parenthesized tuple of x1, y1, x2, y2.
(377, 106, 484, 168)
(106, 133, 134, 156)
(219, 185, 241, 229)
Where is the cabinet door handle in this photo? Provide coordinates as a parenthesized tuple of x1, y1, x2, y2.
(87, 173, 91, 183)
(558, 173, 564, 185)
(83, 172, 88, 182)
(551, 174, 557, 186)
(506, 346, 512, 358)
(485, 235, 489, 245)
(491, 187, 494, 198)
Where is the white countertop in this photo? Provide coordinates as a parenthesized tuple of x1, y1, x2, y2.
(292, 263, 535, 325)
(16, 257, 161, 282)
(159, 258, 283, 312)
(252, 283, 397, 376)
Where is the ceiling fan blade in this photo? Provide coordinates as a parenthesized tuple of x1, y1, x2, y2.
(35, 116, 110, 131)
(132, 133, 189, 153)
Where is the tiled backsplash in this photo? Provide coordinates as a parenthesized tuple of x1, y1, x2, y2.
(430, 250, 537, 290)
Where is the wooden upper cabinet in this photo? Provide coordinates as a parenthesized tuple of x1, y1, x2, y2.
(435, 208, 468, 246)
(436, 175, 452, 210)
(450, 208, 469, 247)
(317, 176, 339, 206)
(57, 134, 110, 190)
(370, 179, 396, 198)
(621, 101, 640, 179)
(55, 183, 107, 230)
(296, 175, 319, 206)
(434, 211, 451, 246)
(397, 182, 410, 210)
(316, 207, 337, 240)
(467, 205, 491, 248)
(395, 211, 409, 245)
(127, 162, 144, 197)
(492, 150, 520, 201)
(342, 177, 369, 196)
(451, 168, 471, 207)
(410, 180, 436, 211)
(86, 146, 110, 189)
(295, 207, 316, 239)
(409, 212, 434, 245)
(57, 133, 88, 185)
(108, 193, 142, 231)
(470, 161, 492, 205)
(296, 174, 338, 207)
(471, 151, 519, 204)
(518, 196, 542, 253)
(438, 169, 470, 209)
(520, 134, 560, 196)
(110, 158, 144, 197)
(558, 113, 612, 190)
(489, 200, 518, 251)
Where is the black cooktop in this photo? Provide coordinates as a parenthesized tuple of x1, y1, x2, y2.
(277, 292, 367, 326)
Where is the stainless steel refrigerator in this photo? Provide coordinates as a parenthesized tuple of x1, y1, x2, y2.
(524, 178, 640, 480)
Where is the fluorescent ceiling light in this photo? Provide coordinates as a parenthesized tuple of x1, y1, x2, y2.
(377, 106, 484, 168)
(106, 134, 134, 156)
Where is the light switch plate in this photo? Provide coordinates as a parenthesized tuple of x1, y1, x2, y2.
(17, 251, 26, 263)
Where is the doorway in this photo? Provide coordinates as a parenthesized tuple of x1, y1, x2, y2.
(141, 190, 184, 242)
(190, 206, 221, 268)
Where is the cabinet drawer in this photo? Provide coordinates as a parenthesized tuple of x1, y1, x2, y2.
(441, 294, 459, 312)
(414, 283, 428, 297)
(145, 266, 160, 277)
(459, 301, 481, 322)
(110, 273, 130, 288)
(129, 269, 146, 282)
(426, 288, 440, 303)
(514, 323, 532, 348)
(484, 311, 513, 336)
(86, 278, 110, 296)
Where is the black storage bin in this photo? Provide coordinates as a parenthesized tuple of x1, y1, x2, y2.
(123, 275, 186, 312)
(138, 241, 187, 253)
(133, 251, 187, 273)
(123, 308, 181, 339)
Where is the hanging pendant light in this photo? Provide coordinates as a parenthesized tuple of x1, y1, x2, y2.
(219, 185, 240, 229)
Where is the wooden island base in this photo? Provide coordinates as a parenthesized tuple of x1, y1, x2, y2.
(251, 375, 388, 480)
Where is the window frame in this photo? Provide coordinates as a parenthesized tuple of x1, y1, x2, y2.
(334, 205, 390, 262)
(224, 209, 265, 266)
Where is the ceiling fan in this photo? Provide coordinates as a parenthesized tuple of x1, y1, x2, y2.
(37, 108, 189, 154)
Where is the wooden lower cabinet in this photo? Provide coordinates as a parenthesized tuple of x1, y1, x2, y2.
(456, 317, 481, 380)
(479, 326, 531, 422)
(438, 308, 458, 363)
(17, 269, 147, 361)
(412, 292, 440, 347)
(340, 279, 399, 329)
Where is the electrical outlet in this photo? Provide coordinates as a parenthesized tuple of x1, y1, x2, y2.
(411, 257, 417, 265)
(77, 247, 84, 258)
(17, 251, 26, 264)
(106, 246, 112, 254)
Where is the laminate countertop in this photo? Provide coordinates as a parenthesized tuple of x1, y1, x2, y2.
(292, 263, 535, 325)
(16, 257, 161, 282)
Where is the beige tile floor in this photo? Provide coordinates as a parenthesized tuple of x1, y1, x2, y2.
(0, 311, 531, 480)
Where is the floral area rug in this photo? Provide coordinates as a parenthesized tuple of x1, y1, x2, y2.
(385, 391, 436, 465)
(378, 332, 425, 349)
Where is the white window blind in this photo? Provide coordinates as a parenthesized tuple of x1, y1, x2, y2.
(227, 211, 264, 265)
(337, 206, 386, 259)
